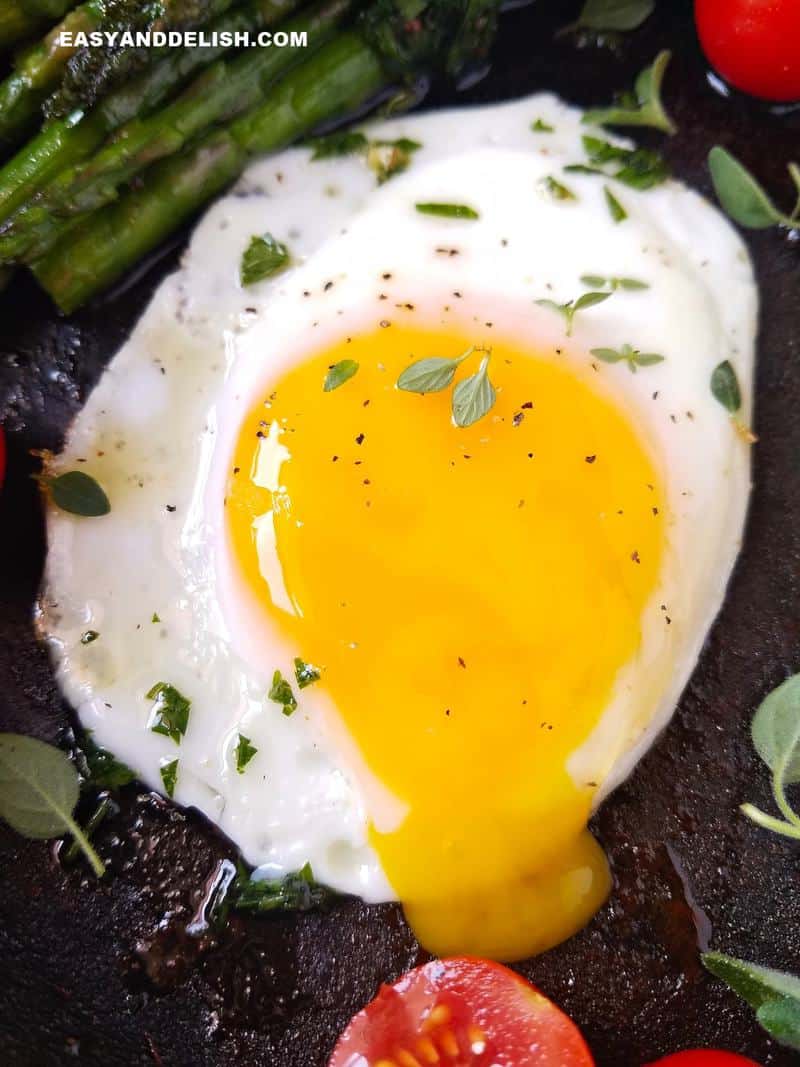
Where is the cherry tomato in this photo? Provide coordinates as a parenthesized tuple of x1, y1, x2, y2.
(647, 1051, 762, 1066)
(328, 956, 594, 1067)
(695, 0, 800, 102)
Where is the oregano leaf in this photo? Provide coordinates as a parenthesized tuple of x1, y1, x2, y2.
(47, 471, 110, 517)
(452, 354, 496, 428)
(324, 360, 359, 392)
(0, 733, 104, 876)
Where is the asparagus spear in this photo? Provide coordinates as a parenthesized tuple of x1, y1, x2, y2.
(44, 0, 237, 121)
(34, 0, 502, 312)
(0, 0, 240, 152)
(0, 0, 107, 151)
(0, 0, 303, 228)
(0, 0, 351, 258)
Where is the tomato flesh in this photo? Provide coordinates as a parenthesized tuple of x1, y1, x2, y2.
(695, 0, 800, 102)
(329, 956, 594, 1067)
(647, 1052, 762, 1066)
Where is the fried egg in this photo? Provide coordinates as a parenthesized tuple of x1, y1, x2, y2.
(41, 94, 757, 962)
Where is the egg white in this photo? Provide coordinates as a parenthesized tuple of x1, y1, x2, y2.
(40, 94, 756, 901)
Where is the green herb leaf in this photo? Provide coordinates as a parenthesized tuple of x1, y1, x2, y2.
(269, 670, 297, 716)
(564, 164, 605, 177)
(579, 274, 649, 291)
(703, 952, 800, 1050)
(81, 630, 99, 645)
(757, 998, 800, 1051)
(708, 146, 800, 230)
(294, 657, 321, 690)
(567, 0, 655, 32)
(0, 733, 104, 876)
(232, 861, 336, 914)
(79, 734, 136, 790)
(583, 50, 676, 135)
(46, 471, 110, 517)
(308, 131, 420, 184)
(540, 175, 577, 201)
(616, 277, 649, 290)
(537, 290, 612, 337)
(452, 353, 496, 428)
(751, 674, 800, 783)
(415, 202, 479, 220)
(531, 118, 554, 133)
(592, 342, 664, 373)
(397, 349, 472, 394)
(308, 130, 369, 159)
(710, 360, 742, 414)
(151, 612, 160, 623)
(580, 136, 670, 190)
(324, 360, 359, 392)
(240, 233, 290, 287)
(147, 682, 191, 745)
(235, 734, 258, 774)
(160, 758, 178, 798)
(741, 673, 800, 839)
(604, 185, 627, 222)
(367, 138, 422, 183)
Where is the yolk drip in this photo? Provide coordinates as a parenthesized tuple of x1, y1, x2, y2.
(226, 324, 665, 961)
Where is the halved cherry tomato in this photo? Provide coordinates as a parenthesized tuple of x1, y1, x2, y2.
(694, 0, 800, 102)
(328, 956, 594, 1067)
(647, 1051, 762, 1066)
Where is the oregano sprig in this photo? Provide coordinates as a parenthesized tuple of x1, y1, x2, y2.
(583, 50, 677, 135)
(0, 733, 105, 877)
(536, 290, 612, 337)
(709, 146, 800, 231)
(397, 346, 496, 427)
(700, 674, 800, 1052)
(592, 343, 664, 373)
(702, 952, 800, 1052)
(741, 673, 800, 840)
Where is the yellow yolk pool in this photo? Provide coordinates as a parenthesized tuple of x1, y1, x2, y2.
(226, 324, 665, 961)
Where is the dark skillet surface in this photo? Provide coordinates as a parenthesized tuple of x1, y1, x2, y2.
(2, 2, 800, 1064)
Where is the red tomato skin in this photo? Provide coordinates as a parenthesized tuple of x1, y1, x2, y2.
(329, 956, 594, 1067)
(694, 0, 800, 102)
(647, 1051, 762, 1066)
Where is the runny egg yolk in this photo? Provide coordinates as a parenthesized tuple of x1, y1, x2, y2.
(226, 323, 665, 961)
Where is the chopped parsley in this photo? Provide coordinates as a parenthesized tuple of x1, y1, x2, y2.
(294, 657, 321, 689)
(160, 758, 178, 798)
(269, 670, 298, 716)
(233, 861, 336, 913)
(147, 682, 191, 744)
(240, 233, 290, 286)
(415, 202, 479, 220)
(234, 734, 258, 773)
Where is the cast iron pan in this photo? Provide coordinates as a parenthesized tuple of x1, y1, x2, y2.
(2, 2, 800, 1063)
